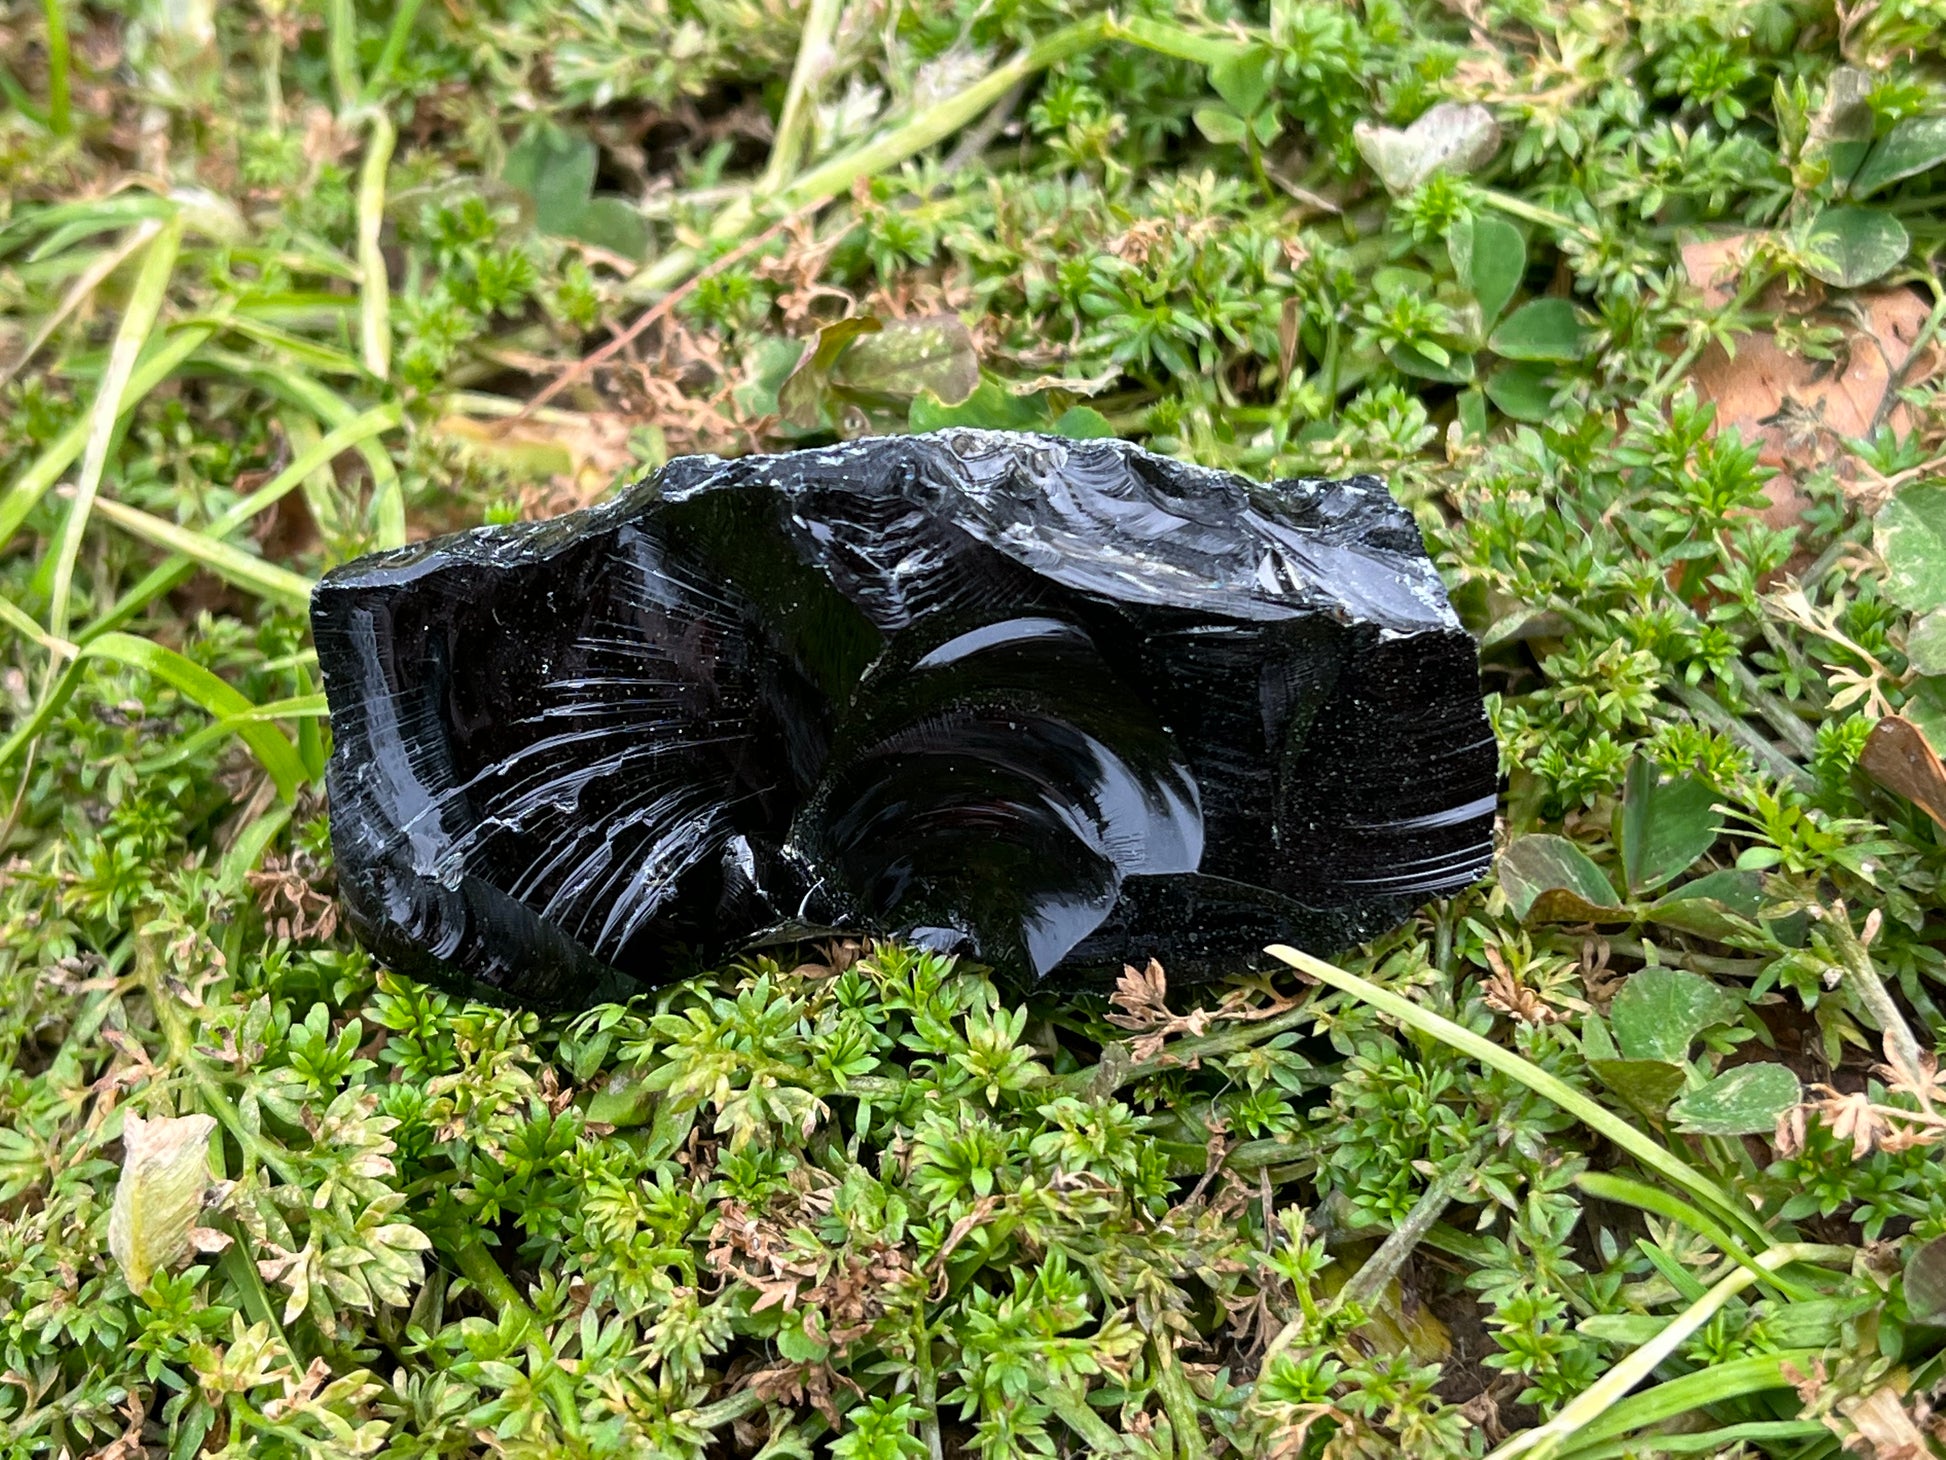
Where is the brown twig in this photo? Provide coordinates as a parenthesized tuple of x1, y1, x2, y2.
(504, 201, 830, 430)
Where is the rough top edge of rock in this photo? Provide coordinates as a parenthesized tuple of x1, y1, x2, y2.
(326, 431, 1461, 636)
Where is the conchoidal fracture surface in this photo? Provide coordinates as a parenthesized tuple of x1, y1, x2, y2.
(313, 431, 1495, 1008)
(5, 0, 1946, 1456)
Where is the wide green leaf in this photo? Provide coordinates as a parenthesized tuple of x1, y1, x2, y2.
(1620, 759, 1723, 895)
(1609, 968, 1743, 1063)
(1879, 484, 1946, 614)
(1588, 1058, 1687, 1122)
(1207, 47, 1275, 117)
(778, 315, 885, 427)
(1489, 298, 1591, 362)
(1466, 215, 1526, 324)
(1906, 610, 1946, 676)
(1192, 105, 1249, 146)
(1497, 834, 1622, 922)
(1484, 361, 1557, 420)
(1803, 205, 1908, 287)
(831, 316, 980, 409)
(1905, 1232, 1946, 1326)
(1851, 114, 1946, 199)
(568, 196, 650, 259)
(504, 125, 599, 237)
(1669, 1063, 1802, 1137)
(1198, 46, 1276, 117)
(1051, 405, 1115, 439)
(1388, 341, 1475, 384)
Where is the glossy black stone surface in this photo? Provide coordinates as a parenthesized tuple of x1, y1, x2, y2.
(312, 431, 1497, 1009)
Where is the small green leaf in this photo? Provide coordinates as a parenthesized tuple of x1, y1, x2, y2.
(1489, 298, 1592, 362)
(1388, 341, 1474, 384)
(831, 315, 980, 409)
(1484, 361, 1557, 420)
(1620, 758, 1723, 895)
(1467, 215, 1526, 324)
(504, 125, 599, 237)
(909, 379, 1047, 433)
(1610, 968, 1743, 1063)
(566, 196, 649, 259)
(779, 315, 883, 427)
(1803, 206, 1908, 288)
(585, 1073, 657, 1128)
(1905, 1232, 1946, 1326)
(1878, 484, 1946, 614)
(1587, 1058, 1687, 1122)
(1208, 47, 1274, 118)
(776, 1313, 829, 1363)
(1906, 611, 1946, 677)
(1497, 834, 1622, 922)
(1193, 106, 1249, 146)
(1852, 115, 1946, 199)
(1670, 1064, 1802, 1137)
(1051, 405, 1115, 439)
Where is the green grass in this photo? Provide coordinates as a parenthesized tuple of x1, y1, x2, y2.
(5, 1, 1946, 1456)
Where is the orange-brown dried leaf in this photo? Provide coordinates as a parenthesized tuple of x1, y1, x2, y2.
(1860, 715, 1946, 832)
(1688, 269, 1940, 524)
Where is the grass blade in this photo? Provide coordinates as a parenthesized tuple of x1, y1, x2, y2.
(1559, 1420, 1828, 1460)
(327, 0, 360, 111)
(217, 403, 400, 537)
(365, 0, 425, 101)
(44, 212, 184, 642)
(1553, 1352, 1824, 1455)
(1574, 1172, 1820, 1300)
(71, 633, 308, 800)
(757, 0, 844, 193)
(197, 350, 404, 549)
(1264, 945, 1773, 1248)
(0, 593, 72, 656)
(0, 228, 153, 385)
(0, 318, 216, 552)
(42, 0, 71, 135)
(1486, 1245, 1848, 1459)
(141, 693, 329, 775)
(0, 402, 382, 780)
(86, 496, 315, 612)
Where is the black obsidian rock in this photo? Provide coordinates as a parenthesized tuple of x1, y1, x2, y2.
(312, 431, 1496, 1009)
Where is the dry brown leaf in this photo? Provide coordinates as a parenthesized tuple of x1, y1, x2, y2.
(1834, 1386, 1930, 1459)
(1681, 235, 1819, 314)
(1859, 715, 1946, 831)
(1107, 958, 1173, 1031)
(1685, 238, 1941, 526)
